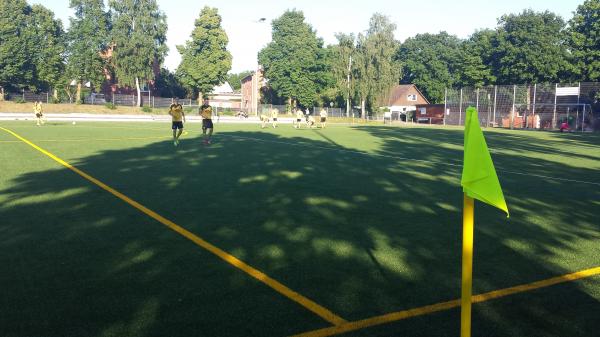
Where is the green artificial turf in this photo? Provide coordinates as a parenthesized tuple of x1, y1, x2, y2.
(1, 120, 599, 337)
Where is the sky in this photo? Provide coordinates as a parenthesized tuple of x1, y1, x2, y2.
(33, 0, 580, 74)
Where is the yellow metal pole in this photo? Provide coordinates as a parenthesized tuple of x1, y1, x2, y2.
(461, 194, 475, 337)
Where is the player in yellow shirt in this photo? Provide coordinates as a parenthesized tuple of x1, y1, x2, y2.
(271, 108, 279, 128)
(168, 99, 186, 146)
(34, 101, 46, 126)
(199, 98, 214, 145)
(320, 108, 328, 128)
(294, 108, 304, 129)
(260, 113, 270, 128)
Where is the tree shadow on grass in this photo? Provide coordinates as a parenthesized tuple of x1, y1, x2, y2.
(1, 125, 599, 337)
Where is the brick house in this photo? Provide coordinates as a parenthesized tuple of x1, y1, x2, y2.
(241, 67, 264, 114)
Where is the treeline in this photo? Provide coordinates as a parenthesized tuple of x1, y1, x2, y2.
(0, 0, 232, 106)
(1, 0, 598, 112)
(259, 1, 599, 115)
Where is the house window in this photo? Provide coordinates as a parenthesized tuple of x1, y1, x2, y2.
(420, 107, 426, 115)
(407, 94, 417, 101)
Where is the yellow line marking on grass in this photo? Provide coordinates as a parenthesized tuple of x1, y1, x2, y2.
(0, 136, 168, 143)
(0, 131, 189, 143)
(0, 126, 346, 327)
(291, 266, 600, 337)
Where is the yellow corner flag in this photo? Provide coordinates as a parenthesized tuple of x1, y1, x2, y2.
(460, 107, 509, 337)
(461, 107, 509, 216)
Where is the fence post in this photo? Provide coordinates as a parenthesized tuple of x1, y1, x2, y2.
(458, 88, 463, 126)
(582, 105, 586, 132)
(476, 88, 479, 113)
(493, 85, 497, 127)
(443, 88, 447, 126)
(532, 83, 537, 129)
(46, 92, 49, 103)
(523, 85, 529, 129)
(552, 83, 558, 129)
(22, 88, 25, 101)
(510, 85, 516, 130)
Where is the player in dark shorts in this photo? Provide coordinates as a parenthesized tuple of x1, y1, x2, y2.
(320, 108, 328, 128)
(271, 108, 278, 128)
(294, 108, 304, 129)
(199, 98, 214, 144)
(168, 99, 185, 146)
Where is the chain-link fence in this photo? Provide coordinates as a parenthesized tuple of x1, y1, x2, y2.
(444, 82, 599, 131)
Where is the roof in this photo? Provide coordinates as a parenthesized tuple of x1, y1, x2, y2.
(212, 82, 234, 94)
(387, 84, 430, 106)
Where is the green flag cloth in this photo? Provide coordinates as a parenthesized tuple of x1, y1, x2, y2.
(461, 107, 509, 217)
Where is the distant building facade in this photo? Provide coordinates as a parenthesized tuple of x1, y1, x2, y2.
(241, 67, 264, 114)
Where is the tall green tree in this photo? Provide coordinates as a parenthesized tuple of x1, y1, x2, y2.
(30, 4, 66, 98)
(569, 0, 600, 81)
(110, 0, 168, 107)
(0, 0, 34, 98)
(457, 39, 495, 88)
(67, 0, 110, 103)
(329, 33, 355, 114)
(177, 6, 231, 103)
(365, 14, 400, 112)
(258, 10, 325, 108)
(398, 32, 461, 103)
(353, 33, 374, 116)
(491, 9, 573, 84)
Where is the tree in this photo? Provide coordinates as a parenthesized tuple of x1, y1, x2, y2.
(569, 0, 600, 81)
(397, 32, 461, 103)
(110, 0, 168, 107)
(177, 6, 231, 104)
(226, 71, 252, 91)
(365, 14, 400, 112)
(154, 68, 186, 98)
(462, 29, 497, 87)
(66, 0, 110, 103)
(258, 10, 325, 108)
(29, 4, 66, 99)
(329, 33, 356, 114)
(491, 9, 573, 84)
(0, 0, 34, 98)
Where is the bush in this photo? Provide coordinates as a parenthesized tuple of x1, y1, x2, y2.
(142, 106, 152, 113)
(15, 98, 26, 104)
(104, 102, 117, 110)
(51, 97, 61, 104)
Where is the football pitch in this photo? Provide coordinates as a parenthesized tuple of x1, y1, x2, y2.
(1, 120, 599, 337)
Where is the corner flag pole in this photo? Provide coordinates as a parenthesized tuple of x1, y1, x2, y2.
(460, 194, 475, 337)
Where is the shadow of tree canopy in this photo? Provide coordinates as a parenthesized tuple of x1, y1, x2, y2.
(1, 124, 599, 337)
